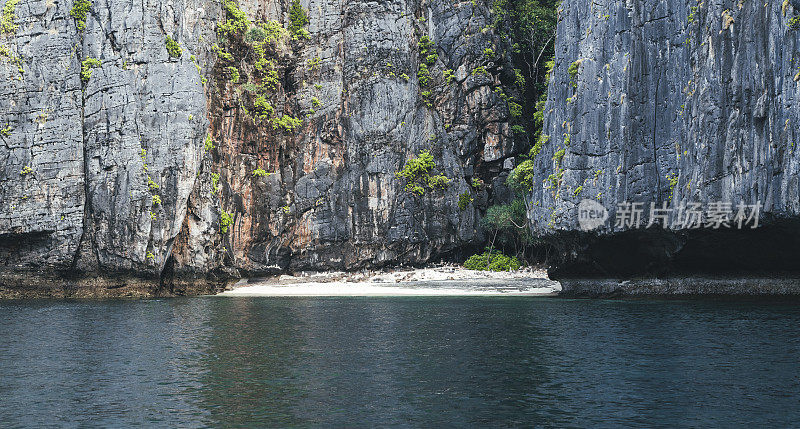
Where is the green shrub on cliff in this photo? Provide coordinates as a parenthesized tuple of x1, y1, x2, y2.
(253, 95, 274, 119)
(247, 20, 287, 45)
(147, 176, 160, 191)
(165, 36, 182, 58)
(219, 0, 249, 37)
(418, 35, 434, 57)
(220, 211, 233, 234)
(210, 173, 221, 195)
(69, 0, 92, 31)
(272, 115, 301, 132)
(0, 44, 22, 74)
(421, 90, 432, 107)
(417, 63, 430, 86)
(514, 68, 525, 87)
(568, 60, 581, 87)
(530, 134, 548, 158)
(226, 66, 240, 83)
(443, 68, 455, 84)
(289, 0, 310, 40)
(395, 150, 451, 196)
(789, 16, 800, 30)
(80, 58, 101, 83)
(507, 160, 535, 192)
(2, 0, 21, 33)
(253, 168, 270, 178)
(204, 134, 215, 152)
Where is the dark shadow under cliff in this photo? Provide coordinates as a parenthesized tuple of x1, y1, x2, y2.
(546, 218, 800, 285)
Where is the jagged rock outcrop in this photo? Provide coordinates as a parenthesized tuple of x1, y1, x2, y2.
(0, 0, 521, 296)
(530, 0, 800, 292)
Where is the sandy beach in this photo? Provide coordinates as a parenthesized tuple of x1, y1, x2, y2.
(217, 265, 561, 297)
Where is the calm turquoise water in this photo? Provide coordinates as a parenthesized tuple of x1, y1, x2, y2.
(1, 296, 799, 427)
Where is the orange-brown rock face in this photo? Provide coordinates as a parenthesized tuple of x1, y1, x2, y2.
(170, 0, 524, 280)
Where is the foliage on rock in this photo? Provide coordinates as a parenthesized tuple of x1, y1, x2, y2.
(395, 150, 451, 196)
(288, 0, 310, 40)
(80, 58, 101, 83)
(1, 0, 21, 33)
(165, 36, 182, 58)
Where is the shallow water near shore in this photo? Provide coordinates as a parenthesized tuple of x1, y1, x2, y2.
(1, 294, 799, 427)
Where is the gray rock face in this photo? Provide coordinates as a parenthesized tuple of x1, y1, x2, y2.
(528, 0, 800, 279)
(0, 0, 520, 295)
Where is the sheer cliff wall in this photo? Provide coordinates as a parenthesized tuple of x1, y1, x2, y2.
(0, 0, 522, 295)
(531, 0, 800, 292)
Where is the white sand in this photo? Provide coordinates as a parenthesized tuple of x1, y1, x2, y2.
(218, 282, 559, 296)
(217, 266, 561, 297)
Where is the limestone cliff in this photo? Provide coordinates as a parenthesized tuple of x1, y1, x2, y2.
(0, 0, 521, 296)
(530, 0, 800, 292)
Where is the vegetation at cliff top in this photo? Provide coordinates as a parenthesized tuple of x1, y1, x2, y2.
(395, 150, 451, 196)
